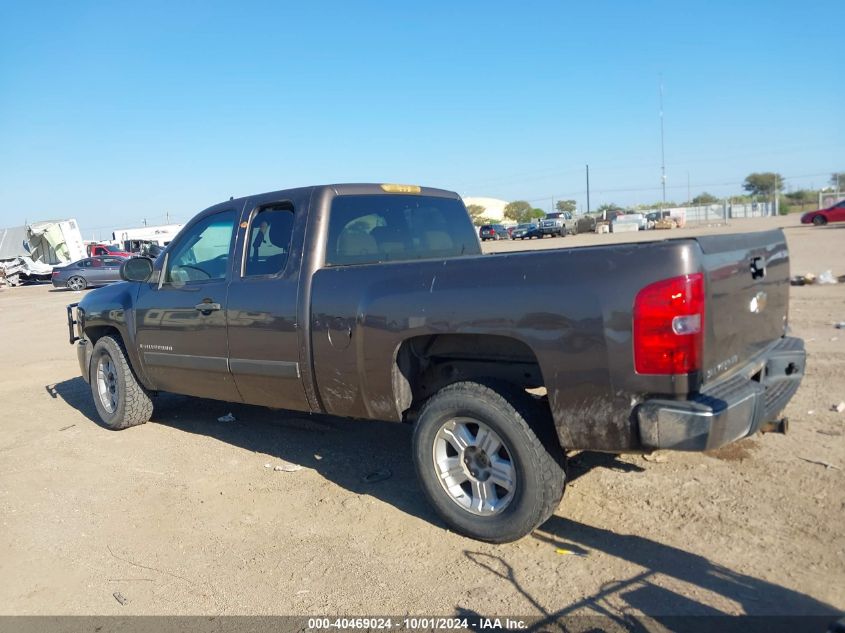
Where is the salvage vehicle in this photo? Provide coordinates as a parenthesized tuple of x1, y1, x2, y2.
(511, 223, 541, 240)
(66, 183, 805, 542)
(87, 243, 133, 258)
(538, 211, 577, 237)
(478, 224, 511, 241)
(53, 255, 128, 290)
(801, 198, 845, 226)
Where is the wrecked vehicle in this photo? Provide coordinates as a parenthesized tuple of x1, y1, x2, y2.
(67, 183, 805, 542)
(1, 219, 86, 285)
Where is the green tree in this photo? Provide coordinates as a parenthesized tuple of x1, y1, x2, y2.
(555, 199, 577, 214)
(831, 172, 845, 190)
(692, 192, 719, 205)
(530, 208, 546, 220)
(466, 204, 486, 221)
(743, 172, 783, 197)
(785, 190, 816, 204)
(503, 200, 533, 223)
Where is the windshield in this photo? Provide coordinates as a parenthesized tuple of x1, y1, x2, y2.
(104, 244, 124, 253)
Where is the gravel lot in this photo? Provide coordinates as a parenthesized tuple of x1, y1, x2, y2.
(0, 215, 843, 618)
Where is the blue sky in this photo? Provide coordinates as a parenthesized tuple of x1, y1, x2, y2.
(0, 0, 842, 237)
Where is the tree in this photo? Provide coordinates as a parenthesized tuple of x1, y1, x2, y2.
(691, 192, 719, 205)
(743, 172, 783, 197)
(596, 203, 620, 213)
(466, 204, 486, 221)
(831, 172, 845, 190)
(555, 199, 577, 214)
(503, 200, 533, 224)
(530, 208, 546, 221)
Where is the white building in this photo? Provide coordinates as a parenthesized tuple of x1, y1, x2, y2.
(461, 197, 509, 222)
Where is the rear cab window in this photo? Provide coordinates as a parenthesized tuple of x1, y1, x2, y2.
(325, 195, 481, 266)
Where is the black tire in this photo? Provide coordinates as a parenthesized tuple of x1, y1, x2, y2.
(67, 276, 87, 291)
(89, 335, 153, 430)
(813, 215, 827, 226)
(412, 380, 566, 543)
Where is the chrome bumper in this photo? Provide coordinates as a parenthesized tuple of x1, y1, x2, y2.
(637, 337, 805, 451)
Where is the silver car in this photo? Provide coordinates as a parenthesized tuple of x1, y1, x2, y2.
(51, 256, 128, 291)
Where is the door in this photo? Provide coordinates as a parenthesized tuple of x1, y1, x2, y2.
(831, 200, 845, 222)
(225, 202, 310, 411)
(134, 209, 241, 402)
(101, 256, 125, 283)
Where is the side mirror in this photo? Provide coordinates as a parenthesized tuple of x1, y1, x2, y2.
(120, 257, 154, 282)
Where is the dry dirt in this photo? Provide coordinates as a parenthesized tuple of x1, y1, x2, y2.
(0, 216, 843, 618)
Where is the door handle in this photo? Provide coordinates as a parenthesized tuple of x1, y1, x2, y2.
(195, 302, 222, 312)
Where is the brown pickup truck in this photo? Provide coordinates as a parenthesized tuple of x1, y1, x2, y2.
(67, 183, 805, 542)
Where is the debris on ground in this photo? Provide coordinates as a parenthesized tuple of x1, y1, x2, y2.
(59, 424, 76, 431)
(264, 463, 272, 469)
(217, 412, 236, 423)
(273, 461, 303, 472)
(362, 468, 392, 483)
(642, 452, 668, 463)
(835, 322, 845, 329)
(832, 402, 845, 414)
(798, 457, 842, 471)
(791, 271, 842, 286)
(112, 592, 128, 606)
(807, 410, 815, 415)
(555, 548, 589, 557)
(817, 270, 838, 285)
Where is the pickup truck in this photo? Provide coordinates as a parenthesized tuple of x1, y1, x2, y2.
(538, 211, 577, 237)
(67, 183, 805, 542)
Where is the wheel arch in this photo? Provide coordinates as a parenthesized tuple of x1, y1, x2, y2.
(392, 333, 548, 422)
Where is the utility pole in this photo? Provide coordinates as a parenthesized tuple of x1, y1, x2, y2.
(773, 174, 779, 217)
(586, 164, 591, 215)
(143, 218, 147, 227)
(659, 76, 667, 206)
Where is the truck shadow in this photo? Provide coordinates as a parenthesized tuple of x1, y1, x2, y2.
(456, 519, 839, 628)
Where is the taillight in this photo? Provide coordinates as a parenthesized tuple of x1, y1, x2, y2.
(633, 273, 704, 374)
(52, 271, 59, 277)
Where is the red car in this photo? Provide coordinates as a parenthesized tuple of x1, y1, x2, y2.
(801, 199, 845, 226)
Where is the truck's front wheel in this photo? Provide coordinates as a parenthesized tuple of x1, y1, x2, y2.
(412, 381, 566, 542)
(90, 335, 153, 430)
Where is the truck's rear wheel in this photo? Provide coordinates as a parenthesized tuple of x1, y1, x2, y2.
(412, 381, 566, 542)
(90, 335, 153, 430)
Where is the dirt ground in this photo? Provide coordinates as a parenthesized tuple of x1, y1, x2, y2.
(0, 215, 843, 618)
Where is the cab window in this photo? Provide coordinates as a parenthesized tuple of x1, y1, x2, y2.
(326, 195, 481, 266)
(165, 211, 236, 284)
(244, 205, 295, 276)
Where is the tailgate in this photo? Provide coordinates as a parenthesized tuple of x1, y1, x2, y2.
(697, 229, 789, 385)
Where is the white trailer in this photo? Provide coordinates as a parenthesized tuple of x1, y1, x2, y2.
(112, 224, 183, 251)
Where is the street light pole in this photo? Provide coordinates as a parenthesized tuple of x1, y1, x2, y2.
(659, 77, 667, 206)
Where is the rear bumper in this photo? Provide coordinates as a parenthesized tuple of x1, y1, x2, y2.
(637, 336, 805, 451)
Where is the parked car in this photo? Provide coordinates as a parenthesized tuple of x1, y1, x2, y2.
(538, 212, 576, 237)
(478, 224, 511, 241)
(87, 243, 133, 258)
(67, 183, 804, 543)
(52, 256, 127, 290)
(511, 223, 541, 239)
(801, 199, 845, 226)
